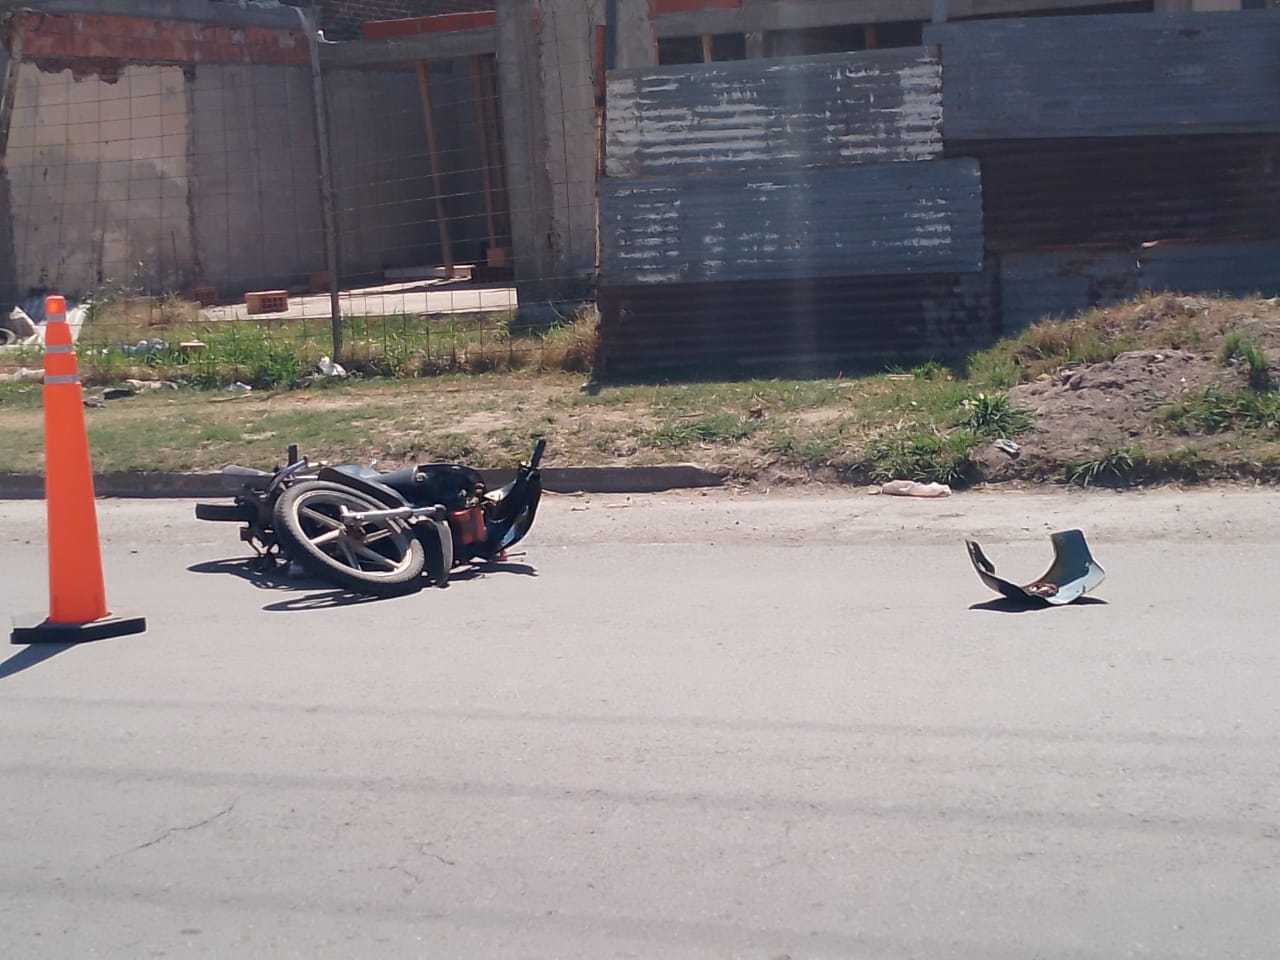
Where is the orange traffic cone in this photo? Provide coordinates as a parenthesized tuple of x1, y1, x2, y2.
(10, 295, 147, 644)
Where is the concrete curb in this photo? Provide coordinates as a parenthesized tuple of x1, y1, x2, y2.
(0, 464, 728, 500)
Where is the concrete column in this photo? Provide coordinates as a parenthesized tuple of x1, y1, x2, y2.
(0, 41, 20, 313)
(742, 0, 766, 59)
(613, 0, 657, 69)
(496, 0, 602, 308)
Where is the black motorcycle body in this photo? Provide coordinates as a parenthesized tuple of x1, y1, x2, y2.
(196, 440, 545, 596)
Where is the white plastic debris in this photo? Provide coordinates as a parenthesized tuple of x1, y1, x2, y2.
(318, 355, 347, 378)
(124, 378, 178, 391)
(7, 306, 36, 339)
(226, 381, 253, 393)
(879, 479, 952, 498)
(0, 367, 43, 382)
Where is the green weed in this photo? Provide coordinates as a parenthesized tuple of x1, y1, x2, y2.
(957, 392, 1031, 437)
(642, 413, 762, 449)
(865, 427, 978, 486)
(1217, 331, 1271, 391)
(1161, 387, 1280, 435)
(1064, 447, 1144, 487)
(910, 360, 951, 381)
(763, 428, 850, 468)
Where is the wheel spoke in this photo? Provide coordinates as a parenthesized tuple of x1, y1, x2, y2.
(338, 539, 360, 569)
(300, 505, 343, 530)
(351, 542, 398, 570)
(311, 528, 343, 546)
(363, 527, 394, 545)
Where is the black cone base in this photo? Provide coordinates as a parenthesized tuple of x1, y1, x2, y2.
(11, 613, 147, 644)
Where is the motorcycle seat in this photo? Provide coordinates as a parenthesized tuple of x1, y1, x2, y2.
(328, 463, 423, 499)
(328, 462, 483, 508)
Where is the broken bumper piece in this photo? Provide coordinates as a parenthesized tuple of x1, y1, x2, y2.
(966, 529, 1106, 606)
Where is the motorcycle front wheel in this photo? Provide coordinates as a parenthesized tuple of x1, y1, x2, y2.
(273, 480, 425, 597)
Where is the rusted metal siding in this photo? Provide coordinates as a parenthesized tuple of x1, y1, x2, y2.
(605, 48, 942, 178)
(594, 8, 1280, 374)
(950, 135, 1280, 253)
(599, 158, 984, 285)
(1000, 242, 1280, 333)
(927, 11, 1280, 140)
(598, 271, 999, 375)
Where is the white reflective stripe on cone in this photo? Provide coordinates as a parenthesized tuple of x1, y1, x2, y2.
(43, 374, 81, 384)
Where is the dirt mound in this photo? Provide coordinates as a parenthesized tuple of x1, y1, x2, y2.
(1010, 349, 1234, 459)
(978, 294, 1280, 482)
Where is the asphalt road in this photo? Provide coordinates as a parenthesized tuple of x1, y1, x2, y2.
(1, 487, 1278, 959)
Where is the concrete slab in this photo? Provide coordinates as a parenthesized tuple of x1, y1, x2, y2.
(201, 279, 518, 322)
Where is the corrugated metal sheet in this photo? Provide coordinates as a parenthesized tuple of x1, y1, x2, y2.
(926, 11, 1280, 140)
(950, 135, 1280, 253)
(1000, 242, 1280, 333)
(605, 48, 942, 177)
(598, 272, 999, 375)
(599, 158, 984, 285)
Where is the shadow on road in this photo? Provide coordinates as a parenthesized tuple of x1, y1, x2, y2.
(969, 596, 1109, 614)
(187, 557, 329, 591)
(260, 560, 539, 610)
(190, 556, 398, 611)
(0, 641, 77, 680)
(189, 555, 538, 612)
(262, 590, 392, 612)
(448, 560, 539, 582)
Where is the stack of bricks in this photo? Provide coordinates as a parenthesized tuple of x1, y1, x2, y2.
(13, 11, 310, 66)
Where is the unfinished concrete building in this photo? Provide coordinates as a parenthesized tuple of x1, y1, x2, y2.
(1, 0, 1276, 369)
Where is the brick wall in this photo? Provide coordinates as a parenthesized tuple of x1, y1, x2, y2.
(14, 10, 309, 66)
(314, 0, 495, 40)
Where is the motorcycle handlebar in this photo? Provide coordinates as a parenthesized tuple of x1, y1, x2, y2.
(529, 438, 546, 470)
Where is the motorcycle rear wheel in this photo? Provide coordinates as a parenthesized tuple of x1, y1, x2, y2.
(273, 480, 425, 597)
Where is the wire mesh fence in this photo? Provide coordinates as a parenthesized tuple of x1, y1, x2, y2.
(5, 3, 1276, 390)
(0, 6, 601, 388)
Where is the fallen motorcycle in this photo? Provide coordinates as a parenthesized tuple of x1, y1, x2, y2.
(195, 439, 545, 597)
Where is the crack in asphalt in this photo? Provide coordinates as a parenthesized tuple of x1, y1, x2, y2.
(97, 798, 239, 867)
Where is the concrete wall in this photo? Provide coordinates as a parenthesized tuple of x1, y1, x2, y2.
(0, 2, 505, 301)
(5, 63, 194, 297)
(0, 4, 327, 301)
(190, 63, 325, 295)
(1, 58, 328, 300)
(651, 0, 1172, 39)
(325, 60, 492, 285)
